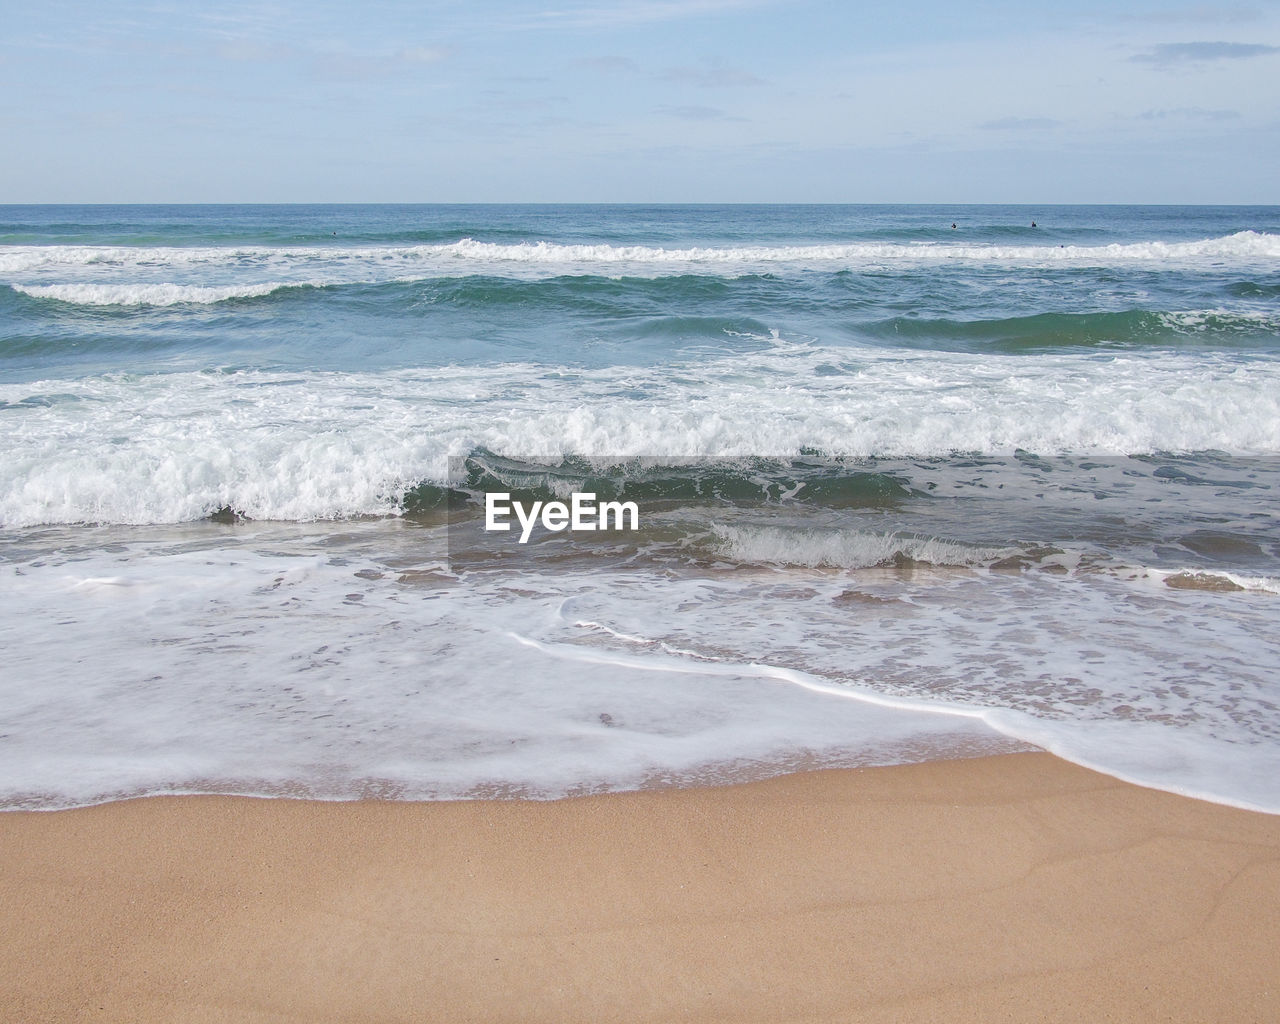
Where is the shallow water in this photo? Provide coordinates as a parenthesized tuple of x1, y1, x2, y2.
(2, 205, 1278, 810)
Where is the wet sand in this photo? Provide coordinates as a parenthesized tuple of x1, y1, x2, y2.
(2, 752, 1278, 1023)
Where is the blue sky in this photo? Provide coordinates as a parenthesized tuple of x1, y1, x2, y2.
(1, 0, 1277, 202)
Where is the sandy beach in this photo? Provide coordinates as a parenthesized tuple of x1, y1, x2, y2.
(2, 752, 1278, 1023)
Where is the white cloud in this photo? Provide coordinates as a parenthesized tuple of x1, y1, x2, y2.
(661, 64, 767, 88)
(657, 103, 743, 121)
(979, 117, 1062, 131)
(576, 55, 641, 73)
(1120, 5, 1263, 25)
(533, 0, 767, 29)
(399, 46, 448, 64)
(1131, 40, 1280, 64)
(1136, 106, 1239, 120)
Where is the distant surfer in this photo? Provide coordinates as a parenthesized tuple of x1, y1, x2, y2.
(951, 223, 957, 229)
(1031, 221, 1037, 227)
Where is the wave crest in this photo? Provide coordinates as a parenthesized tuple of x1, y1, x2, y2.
(711, 524, 1016, 569)
(11, 281, 295, 306)
(2, 230, 1276, 279)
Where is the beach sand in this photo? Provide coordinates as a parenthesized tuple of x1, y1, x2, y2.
(2, 752, 1278, 1023)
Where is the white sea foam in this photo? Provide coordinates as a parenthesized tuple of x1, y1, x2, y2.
(553, 570, 1280, 811)
(443, 231, 1280, 266)
(3, 231, 1277, 298)
(3, 347, 1278, 526)
(1160, 309, 1280, 329)
(4, 212, 1277, 817)
(712, 525, 1014, 569)
(5, 531, 1276, 811)
(1149, 567, 1280, 595)
(0, 538, 1021, 808)
(11, 281, 295, 306)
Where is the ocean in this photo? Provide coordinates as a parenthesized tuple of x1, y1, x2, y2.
(1, 203, 1278, 812)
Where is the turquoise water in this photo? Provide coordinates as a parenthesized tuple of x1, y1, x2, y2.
(1, 205, 1278, 810)
(3, 205, 1279, 380)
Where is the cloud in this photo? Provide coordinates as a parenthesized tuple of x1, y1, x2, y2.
(979, 117, 1062, 131)
(1120, 5, 1262, 24)
(577, 56, 767, 86)
(1136, 106, 1240, 120)
(477, 90, 571, 113)
(657, 104, 744, 121)
(398, 47, 448, 65)
(533, 0, 765, 29)
(213, 38, 449, 70)
(1131, 41, 1280, 64)
(661, 64, 767, 88)
(216, 38, 293, 62)
(576, 55, 641, 73)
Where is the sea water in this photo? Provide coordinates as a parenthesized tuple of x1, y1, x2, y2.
(1, 204, 1278, 811)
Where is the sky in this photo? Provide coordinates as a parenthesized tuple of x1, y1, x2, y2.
(1, 0, 1277, 203)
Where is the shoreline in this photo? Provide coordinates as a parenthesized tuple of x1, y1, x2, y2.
(3, 751, 1279, 1022)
